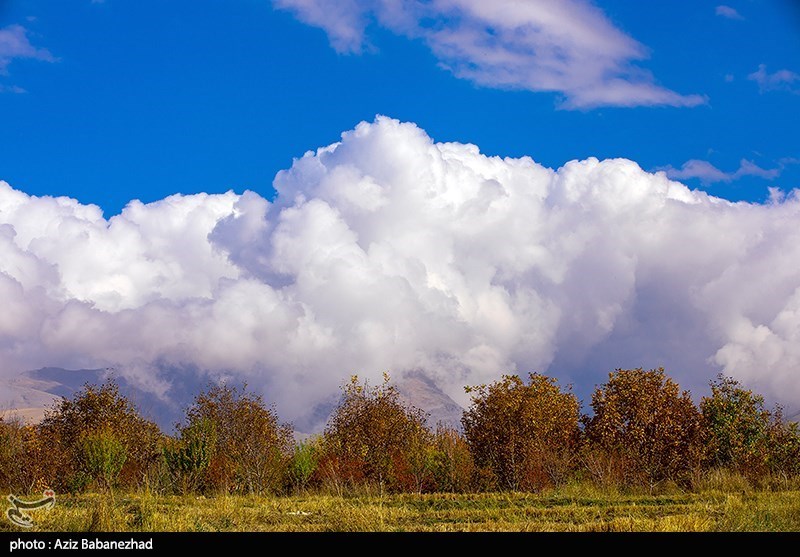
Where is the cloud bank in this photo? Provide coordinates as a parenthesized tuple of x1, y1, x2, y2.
(273, 0, 704, 109)
(1, 117, 800, 425)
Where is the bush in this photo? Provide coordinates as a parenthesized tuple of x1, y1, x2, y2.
(584, 368, 705, 489)
(163, 418, 215, 494)
(428, 425, 474, 493)
(289, 438, 320, 492)
(321, 374, 433, 493)
(81, 428, 128, 492)
(462, 373, 580, 491)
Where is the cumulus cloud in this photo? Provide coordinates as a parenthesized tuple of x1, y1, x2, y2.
(2, 116, 800, 427)
(715, 5, 744, 20)
(0, 24, 55, 75)
(661, 158, 781, 185)
(273, 0, 704, 109)
(748, 64, 800, 93)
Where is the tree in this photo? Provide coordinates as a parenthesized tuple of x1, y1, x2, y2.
(701, 375, 800, 478)
(462, 373, 580, 491)
(180, 383, 293, 494)
(0, 417, 29, 492)
(163, 417, 215, 494)
(584, 368, 705, 488)
(321, 374, 433, 493)
(700, 375, 771, 473)
(38, 380, 162, 492)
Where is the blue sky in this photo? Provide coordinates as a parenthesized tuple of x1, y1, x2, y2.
(3, 0, 800, 422)
(1, 0, 798, 215)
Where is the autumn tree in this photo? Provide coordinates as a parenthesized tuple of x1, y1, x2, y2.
(321, 374, 433, 493)
(462, 373, 580, 491)
(0, 417, 29, 492)
(584, 368, 705, 488)
(179, 383, 293, 494)
(38, 380, 162, 492)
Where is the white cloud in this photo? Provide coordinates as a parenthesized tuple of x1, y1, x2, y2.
(715, 5, 744, 20)
(660, 158, 781, 185)
(2, 117, 800, 426)
(0, 84, 26, 93)
(0, 24, 55, 75)
(273, 0, 704, 109)
(748, 64, 800, 93)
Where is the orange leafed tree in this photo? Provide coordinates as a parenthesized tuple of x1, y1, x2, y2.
(321, 374, 432, 493)
(462, 373, 580, 491)
(584, 368, 705, 488)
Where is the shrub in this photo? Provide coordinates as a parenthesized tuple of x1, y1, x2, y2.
(163, 417, 215, 494)
(81, 428, 128, 492)
(584, 368, 705, 488)
(462, 373, 580, 491)
(289, 439, 320, 492)
(428, 425, 474, 493)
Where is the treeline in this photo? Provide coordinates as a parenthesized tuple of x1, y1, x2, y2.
(1, 368, 799, 496)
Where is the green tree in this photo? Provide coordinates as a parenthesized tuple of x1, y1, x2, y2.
(701, 375, 800, 478)
(289, 438, 320, 492)
(81, 428, 128, 492)
(163, 417, 215, 494)
(700, 375, 771, 473)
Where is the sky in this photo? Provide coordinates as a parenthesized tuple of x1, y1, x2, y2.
(1, 0, 799, 426)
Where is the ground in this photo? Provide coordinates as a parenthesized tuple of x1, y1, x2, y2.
(3, 484, 800, 532)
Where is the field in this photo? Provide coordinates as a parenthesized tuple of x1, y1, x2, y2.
(4, 482, 800, 532)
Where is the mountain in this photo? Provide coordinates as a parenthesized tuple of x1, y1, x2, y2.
(0, 367, 182, 430)
(0, 367, 465, 433)
(396, 371, 464, 430)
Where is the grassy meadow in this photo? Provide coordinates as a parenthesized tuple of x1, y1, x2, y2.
(4, 480, 800, 532)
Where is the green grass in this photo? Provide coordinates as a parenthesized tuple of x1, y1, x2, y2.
(3, 483, 800, 532)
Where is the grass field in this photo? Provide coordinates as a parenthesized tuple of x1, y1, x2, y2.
(4, 482, 800, 532)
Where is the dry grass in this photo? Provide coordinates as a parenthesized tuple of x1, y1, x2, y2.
(2, 481, 799, 532)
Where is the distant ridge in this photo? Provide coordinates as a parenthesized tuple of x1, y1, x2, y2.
(0, 367, 465, 433)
